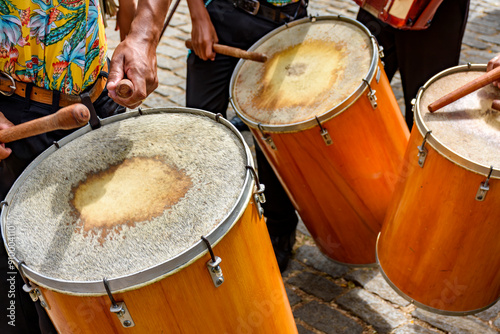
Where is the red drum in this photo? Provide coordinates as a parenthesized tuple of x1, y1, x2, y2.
(230, 16, 409, 266)
(377, 64, 500, 315)
(1, 108, 297, 333)
(353, 0, 444, 30)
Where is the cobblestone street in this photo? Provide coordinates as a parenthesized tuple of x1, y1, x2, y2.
(106, 1, 500, 333)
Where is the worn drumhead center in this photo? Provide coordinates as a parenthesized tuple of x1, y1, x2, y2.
(6, 113, 246, 282)
(418, 70, 500, 167)
(232, 19, 372, 125)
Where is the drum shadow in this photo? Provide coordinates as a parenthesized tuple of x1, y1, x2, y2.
(40, 124, 135, 276)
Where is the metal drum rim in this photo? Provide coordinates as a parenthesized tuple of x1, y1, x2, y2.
(415, 64, 500, 179)
(1, 107, 256, 296)
(229, 15, 380, 133)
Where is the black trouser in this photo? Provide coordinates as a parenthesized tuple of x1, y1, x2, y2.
(0, 85, 124, 334)
(357, 0, 469, 129)
(186, 0, 306, 236)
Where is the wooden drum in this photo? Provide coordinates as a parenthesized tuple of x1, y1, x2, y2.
(1, 108, 297, 333)
(377, 64, 500, 315)
(230, 16, 409, 265)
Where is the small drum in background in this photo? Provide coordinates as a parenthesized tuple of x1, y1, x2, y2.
(230, 16, 409, 266)
(377, 64, 500, 315)
(353, 0, 444, 30)
(1, 108, 297, 333)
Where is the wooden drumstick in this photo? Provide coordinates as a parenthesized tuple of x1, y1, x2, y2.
(116, 79, 134, 99)
(428, 66, 500, 112)
(0, 103, 90, 144)
(185, 39, 268, 63)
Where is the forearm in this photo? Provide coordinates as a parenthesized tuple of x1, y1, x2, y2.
(128, 0, 170, 45)
(187, 0, 218, 60)
(117, 0, 137, 40)
(187, 0, 209, 24)
(107, 0, 171, 108)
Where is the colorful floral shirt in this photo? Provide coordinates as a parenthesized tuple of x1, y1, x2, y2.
(0, 0, 107, 94)
(268, 0, 299, 6)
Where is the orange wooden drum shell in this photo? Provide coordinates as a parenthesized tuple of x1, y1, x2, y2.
(377, 126, 500, 314)
(252, 63, 409, 265)
(39, 201, 297, 333)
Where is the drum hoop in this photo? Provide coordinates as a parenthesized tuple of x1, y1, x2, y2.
(1, 108, 256, 296)
(415, 64, 500, 179)
(229, 15, 380, 133)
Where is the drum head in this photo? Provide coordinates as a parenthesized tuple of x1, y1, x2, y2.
(2, 109, 251, 292)
(230, 16, 375, 129)
(417, 65, 500, 172)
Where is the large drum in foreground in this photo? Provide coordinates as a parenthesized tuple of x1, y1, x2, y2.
(377, 64, 500, 315)
(230, 16, 409, 265)
(1, 108, 297, 333)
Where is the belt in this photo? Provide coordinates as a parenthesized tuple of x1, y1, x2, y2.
(0, 63, 108, 107)
(231, 0, 306, 23)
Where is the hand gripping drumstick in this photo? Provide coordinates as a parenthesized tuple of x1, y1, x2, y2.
(185, 39, 268, 63)
(0, 103, 90, 144)
(116, 79, 134, 99)
(116, 42, 268, 99)
(492, 99, 500, 111)
(116, 0, 182, 100)
(428, 66, 500, 112)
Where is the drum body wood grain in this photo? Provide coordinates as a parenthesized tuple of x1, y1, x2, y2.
(1, 108, 297, 333)
(230, 16, 409, 265)
(377, 65, 500, 315)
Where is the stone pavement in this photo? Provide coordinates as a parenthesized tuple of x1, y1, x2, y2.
(105, 1, 500, 333)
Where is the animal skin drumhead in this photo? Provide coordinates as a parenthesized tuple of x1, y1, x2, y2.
(418, 70, 500, 167)
(4, 112, 247, 282)
(232, 18, 372, 125)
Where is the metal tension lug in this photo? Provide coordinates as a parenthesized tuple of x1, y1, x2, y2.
(417, 131, 432, 168)
(320, 129, 332, 146)
(23, 285, 50, 309)
(110, 302, 135, 328)
(103, 279, 135, 328)
(258, 123, 277, 150)
(476, 166, 493, 201)
(316, 117, 332, 146)
(378, 44, 385, 59)
(18, 262, 50, 309)
(246, 166, 266, 218)
(201, 237, 224, 287)
(207, 256, 224, 288)
(363, 79, 377, 109)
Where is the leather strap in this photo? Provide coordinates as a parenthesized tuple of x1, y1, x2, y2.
(0, 63, 108, 107)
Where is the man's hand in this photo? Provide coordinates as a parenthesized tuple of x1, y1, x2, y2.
(487, 54, 500, 89)
(187, 0, 218, 61)
(0, 112, 13, 161)
(107, 0, 170, 109)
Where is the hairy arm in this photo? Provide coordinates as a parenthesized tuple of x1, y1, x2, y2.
(107, 0, 171, 108)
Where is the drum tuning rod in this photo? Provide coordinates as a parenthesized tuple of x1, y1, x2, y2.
(185, 39, 268, 63)
(0, 103, 90, 144)
(428, 66, 500, 112)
